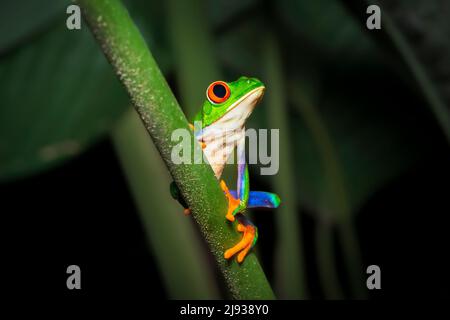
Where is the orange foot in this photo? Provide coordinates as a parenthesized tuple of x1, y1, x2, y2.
(220, 180, 240, 222)
(224, 222, 257, 263)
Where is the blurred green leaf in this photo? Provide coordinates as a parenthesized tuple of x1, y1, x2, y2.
(278, 0, 378, 60)
(209, 0, 258, 27)
(0, 1, 170, 182)
(217, 18, 263, 77)
(0, 24, 129, 181)
(0, 0, 65, 53)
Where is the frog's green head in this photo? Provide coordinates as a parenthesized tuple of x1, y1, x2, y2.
(194, 77, 265, 128)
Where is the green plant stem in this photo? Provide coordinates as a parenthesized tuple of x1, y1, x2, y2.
(263, 33, 307, 299)
(112, 108, 220, 299)
(378, 7, 450, 145)
(315, 221, 343, 299)
(77, 0, 274, 299)
(294, 92, 344, 299)
(291, 83, 366, 298)
(166, 0, 220, 118)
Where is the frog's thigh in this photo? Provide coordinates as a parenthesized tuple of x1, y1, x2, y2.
(229, 190, 280, 208)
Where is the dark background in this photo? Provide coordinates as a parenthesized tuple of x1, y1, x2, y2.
(3, 112, 449, 300)
(1, 0, 450, 301)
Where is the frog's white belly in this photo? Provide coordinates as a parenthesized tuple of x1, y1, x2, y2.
(201, 127, 245, 179)
(196, 104, 250, 178)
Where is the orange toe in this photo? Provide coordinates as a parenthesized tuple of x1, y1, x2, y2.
(224, 235, 250, 259)
(220, 180, 229, 192)
(237, 243, 252, 263)
(224, 226, 255, 262)
(224, 249, 234, 260)
(220, 180, 240, 221)
(226, 213, 235, 222)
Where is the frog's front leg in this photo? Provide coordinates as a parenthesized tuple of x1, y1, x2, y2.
(220, 138, 256, 263)
(219, 171, 246, 222)
(220, 174, 257, 264)
(219, 141, 250, 220)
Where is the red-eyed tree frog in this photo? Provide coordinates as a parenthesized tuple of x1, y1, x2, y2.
(170, 77, 281, 263)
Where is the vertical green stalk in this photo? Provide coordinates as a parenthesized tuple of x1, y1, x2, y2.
(77, 0, 274, 299)
(291, 83, 366, 299)
(316, 220, 343, 299)
(380, 11, 450, 145)
(263, 33, 307, 299)
(337, 220, 365, 298)
(166, 0, 220, 118)
(112, 108, 220, 299)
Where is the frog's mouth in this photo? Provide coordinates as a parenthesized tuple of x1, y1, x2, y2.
(206, 86, 265, 131)
(226, 86, 265, 114)
(200, 85, 265, 138)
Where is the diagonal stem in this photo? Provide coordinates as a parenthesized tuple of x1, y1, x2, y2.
(76, 0, 274, 299)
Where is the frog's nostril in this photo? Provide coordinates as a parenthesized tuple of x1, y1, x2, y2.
(237, 76, 263, 86)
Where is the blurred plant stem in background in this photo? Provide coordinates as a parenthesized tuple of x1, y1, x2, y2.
(166, 0, 238, 186)
(291, 82, 366, 299)
(166, 0, 220, 119)
(77, 0, 275, 299)
(263, 33, 307, 299)
(388, 19, 450, 144)
(112, 108, 220, 299)
(316, 221, 343, 299)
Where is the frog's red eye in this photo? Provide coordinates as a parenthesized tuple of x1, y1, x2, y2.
(207, 81, 230, 104)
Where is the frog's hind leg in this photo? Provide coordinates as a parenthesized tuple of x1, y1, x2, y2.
(230, 190, 280, 209)
(170, 181, 191, 215)
(224, 215, 258, 263)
